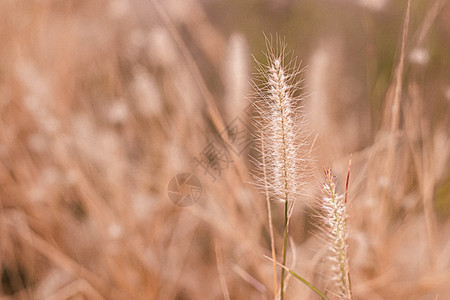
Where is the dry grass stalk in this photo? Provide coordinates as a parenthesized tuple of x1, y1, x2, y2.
(1, 1, 449, 299)
(251, 36, 310, 299)
(320, 169, 352, 300)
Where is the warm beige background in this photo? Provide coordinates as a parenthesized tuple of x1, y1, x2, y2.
(0, 0, 449, 299)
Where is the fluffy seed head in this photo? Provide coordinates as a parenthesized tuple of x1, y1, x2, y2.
(321, 169, 352, 300)
(251, 37, 309, 206)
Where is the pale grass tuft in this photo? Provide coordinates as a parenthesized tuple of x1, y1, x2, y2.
(251, 36, 311, 299)
(224, 33, 250, 120)
(252, 37, 310, 208)
(131, 67, 163, 117)
(320, 169, 352, 300)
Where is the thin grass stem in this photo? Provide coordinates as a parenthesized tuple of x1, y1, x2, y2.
(264, 255, 330, 300)
(261, 134, 278, 297)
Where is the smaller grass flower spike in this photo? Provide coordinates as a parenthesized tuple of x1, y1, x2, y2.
(321, 169, 352, 300)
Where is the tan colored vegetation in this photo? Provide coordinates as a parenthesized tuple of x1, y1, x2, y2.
(0, 0, 449, 299)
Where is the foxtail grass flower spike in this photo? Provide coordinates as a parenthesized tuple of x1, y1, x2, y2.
(251, 36, 310, 300)
(321, 169, 352, 300)
(251, 37, 308, 210)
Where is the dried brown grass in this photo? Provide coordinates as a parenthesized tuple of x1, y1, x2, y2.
(0, 0, 449, 299)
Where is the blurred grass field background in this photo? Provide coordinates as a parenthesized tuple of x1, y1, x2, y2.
(0, 0, 449, 299)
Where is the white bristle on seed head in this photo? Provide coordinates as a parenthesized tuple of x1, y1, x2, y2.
(251, 36, 310, 207)
(320, 169, 352, 300)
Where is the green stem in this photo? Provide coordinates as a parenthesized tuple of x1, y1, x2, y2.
(264, 255, 330, 300)
(287, 269, 330, 300)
